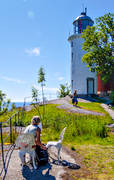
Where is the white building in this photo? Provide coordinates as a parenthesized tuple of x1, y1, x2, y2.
(68, 10, 97, 95)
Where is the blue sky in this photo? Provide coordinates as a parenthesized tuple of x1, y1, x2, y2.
(0, 0, 113, 102)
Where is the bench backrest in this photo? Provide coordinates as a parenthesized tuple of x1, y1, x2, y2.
(16, 133, 35, 152)
(59, 127, 67, 142)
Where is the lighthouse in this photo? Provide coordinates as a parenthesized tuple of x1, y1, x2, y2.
(68, 9, 97, 95)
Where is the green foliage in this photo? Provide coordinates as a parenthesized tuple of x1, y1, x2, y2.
(32, 86, 38, 102)
(0, 90, 10, 116)
(71, 146, 76, 151)
(0, 130, 19, 144)
(20, 104, 113, 144)
(58, 83, 71, 98)
(11, 103, 16, 110)
(31, 86, 41, 118)
(38, 67, 46, 85)
(0, 109, 17, 123)
(81, 13, 114, 83)
(110, 90, 114, 104)
(37, 67, 46, 119)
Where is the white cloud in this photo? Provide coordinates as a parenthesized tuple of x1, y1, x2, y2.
(32, 85, 58, 100)
(1, 76, 26, 84)
(44, 87, 59, 92)
(28, 11, 35, 19)
(33, 85, 58, 93)
(58, 77, 64, 81)
(25, 47, 40, 56)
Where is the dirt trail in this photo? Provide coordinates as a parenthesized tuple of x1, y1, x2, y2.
(2, 146, 79, 180)
(49, 96, 104, 116)
(1, 96, 113, 179)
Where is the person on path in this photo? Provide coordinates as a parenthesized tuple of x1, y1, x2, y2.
(72, 90, 78, 106)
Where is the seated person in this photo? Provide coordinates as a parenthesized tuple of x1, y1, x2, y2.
(18, 116, 46, 166)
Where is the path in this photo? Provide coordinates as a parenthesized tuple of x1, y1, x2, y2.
(100, 103, 114, 130)
(1, 96, 114, 179)
(100, 103, 114, 120)
(3, 146, 78, 180)
(49, 96, 104, 116)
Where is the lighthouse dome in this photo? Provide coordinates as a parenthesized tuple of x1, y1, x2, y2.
(73, 10, 94, 34)
(73, 12, 94, 24)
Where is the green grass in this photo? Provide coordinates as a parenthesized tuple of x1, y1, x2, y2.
(0, 104, 113, 145)
(70, 100, 108, 114)
(20, 104, 113, 145)
(69, 144, 114, 180)
(77, 102, 106, 113)
(1, 103, 113, 179)
(111, 106, 114, 110)
(0, 129, 19, 144)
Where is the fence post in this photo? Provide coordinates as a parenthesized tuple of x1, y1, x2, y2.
(10, 117, 12, 143)
(18, 111, 19, 121)
(18, 111, 20, 125)
(15, 113, 17, 133)
(0, 123, 6, 172)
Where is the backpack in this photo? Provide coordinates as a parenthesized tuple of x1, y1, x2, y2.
(35, 145, 48, 166)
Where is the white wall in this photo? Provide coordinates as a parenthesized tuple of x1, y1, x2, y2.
(69, 34, 97, 95)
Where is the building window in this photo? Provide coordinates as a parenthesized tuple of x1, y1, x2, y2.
(71, 80, 73, 90)
(72, 52, 73, 59)
(71, 42, 73, 47)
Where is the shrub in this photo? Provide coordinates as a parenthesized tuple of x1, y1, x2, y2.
(110, 91, 114, 104)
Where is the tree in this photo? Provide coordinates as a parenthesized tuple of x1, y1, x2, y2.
(0, 90, 10, 115)
(32, 86, 41, 118)
(58, 83, 71, 98)
(38, 67, 46, 119)
(110, 90, 114, 104)
(11, 103, 16, 110)
(81, 13, 114, 83)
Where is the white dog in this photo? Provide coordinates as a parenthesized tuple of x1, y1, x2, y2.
(46, 127, 66, 161)
(16, 133, 37, 169)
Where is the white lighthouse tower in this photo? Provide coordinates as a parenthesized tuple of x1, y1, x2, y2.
(68, 9, 97, 95)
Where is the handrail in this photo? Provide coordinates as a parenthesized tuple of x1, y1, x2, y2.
(0, 111, 23, 179)
(1, 112, 18, 124)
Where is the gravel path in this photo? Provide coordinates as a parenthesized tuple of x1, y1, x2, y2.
(57, 103, 104, 116)
(100, 103, 114, 120)
(100, 103, 114, 130)
(49, 96, 104, 116)
(2, 146, 78, 180)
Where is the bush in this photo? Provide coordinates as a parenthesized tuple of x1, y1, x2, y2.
(58, 83, 71, 98)
(110, 91, 114, 104)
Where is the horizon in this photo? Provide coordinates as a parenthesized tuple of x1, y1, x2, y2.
(0, 0, 113, 102)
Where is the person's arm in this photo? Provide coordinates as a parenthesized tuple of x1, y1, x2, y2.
(35, 127, 46, 150)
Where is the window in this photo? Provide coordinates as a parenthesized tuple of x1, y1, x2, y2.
(71, 42, 73, 47)
(71, 80, 73, 89)
(72, 52, 73, 59)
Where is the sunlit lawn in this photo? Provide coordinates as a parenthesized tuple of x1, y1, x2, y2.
(68, 143, 114, 180)
(0, 103, 114, 179)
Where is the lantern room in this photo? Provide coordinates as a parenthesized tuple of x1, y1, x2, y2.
(73, 8, 94, 34)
